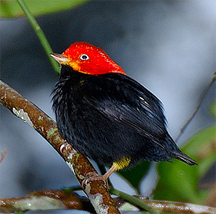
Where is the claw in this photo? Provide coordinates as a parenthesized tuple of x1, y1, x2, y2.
(82, 172, 109, 188)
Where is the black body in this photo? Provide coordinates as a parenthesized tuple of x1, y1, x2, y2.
(52, 65, 197, 167)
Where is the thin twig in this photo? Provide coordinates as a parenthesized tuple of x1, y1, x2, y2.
(114, 196, 216, 214)
(175, 72, 216, 142)
(17, 0, 59, 73)
(110, 188, 160, 214)
(0, 151, 7, 164)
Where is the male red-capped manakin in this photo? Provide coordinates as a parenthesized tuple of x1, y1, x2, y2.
(51, 42, 197, 181)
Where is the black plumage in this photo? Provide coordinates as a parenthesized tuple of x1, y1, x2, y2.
(52, 64, 197, 168)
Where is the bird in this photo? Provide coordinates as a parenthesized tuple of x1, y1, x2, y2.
(51, 42, 197, 181)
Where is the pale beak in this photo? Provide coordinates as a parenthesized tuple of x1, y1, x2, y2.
(50, 53, 69, 65)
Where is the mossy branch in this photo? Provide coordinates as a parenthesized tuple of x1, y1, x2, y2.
(0, 80, 120, 214)
(0, 189, 94, 213)
(1, 188, 216, 213)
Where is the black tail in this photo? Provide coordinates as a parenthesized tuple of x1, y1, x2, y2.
(173, 151, 198, 165)
(163, 134, 198, 166)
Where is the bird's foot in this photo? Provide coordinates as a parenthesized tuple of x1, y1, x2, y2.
(81, 165, 117, 188)
(82, 172, 108, 188)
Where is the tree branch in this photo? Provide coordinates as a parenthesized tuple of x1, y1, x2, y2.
(0, 189, 94, 213)
(0, 80, 120, 214)
(1, 188, 216, 213)
(116, 196, 216, 214)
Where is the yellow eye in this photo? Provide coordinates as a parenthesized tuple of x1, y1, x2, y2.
(79, 54, 89, 61)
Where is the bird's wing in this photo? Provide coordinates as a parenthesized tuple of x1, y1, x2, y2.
(82, 74, 167, 141)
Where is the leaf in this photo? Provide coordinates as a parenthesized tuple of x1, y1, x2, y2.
(210, 101, 216, 118)
(182, 126, 216, 177)
(118, 162, 151, 191)
(0, 0, 88, 18)
(154, 160, 202, 203)
(153, 126, 216, 203)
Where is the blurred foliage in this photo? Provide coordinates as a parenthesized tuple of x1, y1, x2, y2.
(0, 0, 88, 18)
(154, 126, 216, 204)
(210, 101, 216, 118)
(118, 162, 151, 191)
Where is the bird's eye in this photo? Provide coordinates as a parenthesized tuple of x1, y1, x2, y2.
(79, 54, 89, 61)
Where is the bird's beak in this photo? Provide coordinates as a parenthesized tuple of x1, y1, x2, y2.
(51, 53, 81, 72)
(50, 53, 69, 65)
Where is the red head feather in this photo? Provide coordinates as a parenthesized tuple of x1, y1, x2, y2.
(61, 42, 125, 75)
